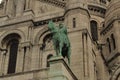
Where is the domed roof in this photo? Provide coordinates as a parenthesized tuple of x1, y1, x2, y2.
(87, 0, 108, 9)
(87, 0, 108, 18)
(87, 0, 107, 4)
(66, 0, 87, 10)
(105, 0, 120, 26)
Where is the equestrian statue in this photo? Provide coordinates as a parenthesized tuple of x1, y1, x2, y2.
(48, 20, 71, 64)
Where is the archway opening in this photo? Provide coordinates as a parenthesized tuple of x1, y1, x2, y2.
(47, 54, 53, 67)
(1, 33, 21, 74)
(7, 39, 19, 74)
(90, 20, 98, 41)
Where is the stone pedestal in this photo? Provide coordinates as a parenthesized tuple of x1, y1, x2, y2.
(48, 56, 78, 80)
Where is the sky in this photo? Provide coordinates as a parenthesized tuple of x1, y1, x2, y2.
(0, 0, 2, 4)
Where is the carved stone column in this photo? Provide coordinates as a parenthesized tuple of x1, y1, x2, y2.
(24, 46, 31, 71)
(82, 31, 89, 80)
(0, 50, 7, 75)
(39, 44, 43, 68)
(16, 42, 32, 72)
(26, 0, 31, 10)
(16, 46, 24, 72)
(6, 0, 16, 17)
(0, 51, 2, 75)
(31, 44, 40, 70)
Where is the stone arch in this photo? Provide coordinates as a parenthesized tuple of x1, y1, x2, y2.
(90, 20, 98, 41)
(90, 18, 100, 25)
(90, 18, 102, 28)
(39, 31, 51, 45)
(0, 29, 26, 46)
(100, 21, 105, 27)
(46, 54, 53, 67)
(41, 52, 54, 67)
(111, 67, 120, 80)
(34, 27, 50, 44)
(0, 29, 26, 74)
(1, 33, 21, 48)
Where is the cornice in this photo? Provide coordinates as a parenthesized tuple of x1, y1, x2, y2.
(0, 14, 33, 27)
(39, 0, 66, 8)
(107, 53, 120, 64)
(33, 16, 64, 26)
(100, 18, 120, 35)
(100, 23, 113, 35)
(64, 7, 90, 18)
(88, 5, 106, 18)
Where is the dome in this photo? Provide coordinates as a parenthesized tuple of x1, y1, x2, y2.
(66, 0, 87, 10)
(105, 0, 120, 26)
(87, 0, 108, 18)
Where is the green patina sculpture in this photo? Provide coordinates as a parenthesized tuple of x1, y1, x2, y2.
(48, 20, 71, 64)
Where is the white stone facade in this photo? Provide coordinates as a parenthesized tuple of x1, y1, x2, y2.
(0, 0, 119, 80)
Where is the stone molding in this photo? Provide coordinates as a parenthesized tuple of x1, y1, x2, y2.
(110, 61, 120, 74)
(0, 15, 33, 27)
(39, 0, 66, 8)
(110, 67, 120, 80)
(100, 23, 113, 35)
(19, 41, 33, 48)
(0, 29, 26, 45)
(88, 5, 106, 18)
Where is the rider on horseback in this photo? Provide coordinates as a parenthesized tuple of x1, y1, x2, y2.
(48, 20, 71, 64)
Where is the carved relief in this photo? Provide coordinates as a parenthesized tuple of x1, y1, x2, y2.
(35, 1, 64, 15)
(110, 67, 120, 80)
(40, 0, 66, 8)
(109, 61, 120, 74)
(39, 5, 48, 13)
(38, 4, 53, 14)
(42, 34, 54, 51)
(44, 37, 54, 50)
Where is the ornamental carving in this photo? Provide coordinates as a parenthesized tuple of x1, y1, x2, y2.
(40, 0, 66, 8)
(39, 5, 48, 13)
(110, 61, 120, 73)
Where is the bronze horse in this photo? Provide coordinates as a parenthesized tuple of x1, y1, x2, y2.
(48, 21, 71, 64)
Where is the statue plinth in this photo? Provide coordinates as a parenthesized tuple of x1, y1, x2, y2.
(48, 56, 78, 80)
